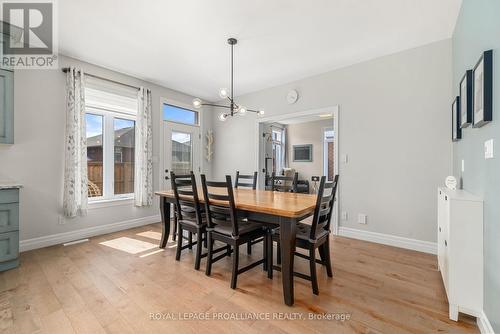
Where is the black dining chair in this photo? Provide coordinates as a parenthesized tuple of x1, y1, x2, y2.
(271, 171, 298, 193)
(269, 175, 339, 295)
(170, 172, 208, 270)
(235, 171, 258, 189)
(201, 174, 269, 289)
(235, 171, 262, 254)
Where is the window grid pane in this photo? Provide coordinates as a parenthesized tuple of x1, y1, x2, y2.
(171, 131, 192, 175)
(114, 118, 135, 195)
(86, 114, 104, 198)
(163, 104, 198, 125)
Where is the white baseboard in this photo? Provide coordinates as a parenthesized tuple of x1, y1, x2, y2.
(338, 227, 437, 254)
(20, 215, 161, 252)
(478, 310, 495, 334)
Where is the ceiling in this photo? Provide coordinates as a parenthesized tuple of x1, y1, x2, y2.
(273, 115, 334, 125)
(59, 0, 462, 101)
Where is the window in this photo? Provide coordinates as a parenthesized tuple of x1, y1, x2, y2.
(272, 128, 283, 173)
(163, 103, 198, 125)
(171, 131, 192, 175)
(85, 78, 138, 201)
(323, 129, 334, 181)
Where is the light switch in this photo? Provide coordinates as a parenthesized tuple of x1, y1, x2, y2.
(358, 214, 367, 225)
(341, 154, 348, 163)
(485, 139, 494, 159)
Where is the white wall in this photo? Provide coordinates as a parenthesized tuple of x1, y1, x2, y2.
(212, 40, 452, 243)
(0, 55, 213, 243)
(287, 119, 333, 186)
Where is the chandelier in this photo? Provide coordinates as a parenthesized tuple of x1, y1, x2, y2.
(192, 38, 265, 121)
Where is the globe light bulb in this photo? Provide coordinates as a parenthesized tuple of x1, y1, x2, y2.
(192, 98, 202, 109)
(218, 113, 227, 122)
(258, 109, 265, 115)
(219, 88, 229, 99)
(238, 106, 247, 114)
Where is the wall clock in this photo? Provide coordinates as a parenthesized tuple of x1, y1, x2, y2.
(286, 89, 299, 104)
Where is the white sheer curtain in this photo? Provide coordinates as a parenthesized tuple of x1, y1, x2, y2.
(63, 68, 88, 217)
(134, 87, 153, 207)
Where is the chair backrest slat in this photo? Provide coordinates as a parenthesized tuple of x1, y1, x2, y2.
(207, 193, 230, 201)
(271, 172, 298, 193)
(309, 175, 339, 240)
(170, 171, 203, 226)
(201, 174, 242, 237)
(235, 171, 258, 189)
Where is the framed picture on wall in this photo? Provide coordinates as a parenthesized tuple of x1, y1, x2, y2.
(452, 96, 461, 142)
(472, 50, 493, 128)
(459, 70, 473, 128)
(293, 144, 313, 162)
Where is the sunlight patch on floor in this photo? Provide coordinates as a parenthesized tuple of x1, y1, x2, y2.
(136, 230, 162, 241)
(139, 249, 165, 258)
(99, 237, 157, 254)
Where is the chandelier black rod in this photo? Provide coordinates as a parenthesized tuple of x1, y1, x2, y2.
(193, 37, 264, 119)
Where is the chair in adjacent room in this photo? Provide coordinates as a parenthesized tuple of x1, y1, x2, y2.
(271, 171, 298, 193)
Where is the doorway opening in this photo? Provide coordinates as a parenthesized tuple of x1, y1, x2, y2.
(255, 106, 340, 234)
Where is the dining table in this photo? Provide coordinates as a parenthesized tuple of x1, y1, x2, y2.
(155, 187, 318, 306)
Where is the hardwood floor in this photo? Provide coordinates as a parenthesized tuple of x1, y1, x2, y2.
(0, 223, 478, 334)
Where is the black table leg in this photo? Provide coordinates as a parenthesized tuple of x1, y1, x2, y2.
(279, 217, 297, 306)
(159, 197, 170, 248)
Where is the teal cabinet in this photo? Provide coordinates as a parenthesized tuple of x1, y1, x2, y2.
(0, 69, 14, 144)
(0, 188, 20, 271)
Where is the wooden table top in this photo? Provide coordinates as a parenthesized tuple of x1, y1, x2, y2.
(155, 188, 317, 218)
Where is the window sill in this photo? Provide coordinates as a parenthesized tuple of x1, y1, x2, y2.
(88, 197, 134, 210)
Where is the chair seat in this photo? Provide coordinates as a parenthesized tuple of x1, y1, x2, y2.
(274, 222, 329, 242)
(212, 220, 264, 237)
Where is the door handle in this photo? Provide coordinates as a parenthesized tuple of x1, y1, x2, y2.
(165, 176, 170, 180)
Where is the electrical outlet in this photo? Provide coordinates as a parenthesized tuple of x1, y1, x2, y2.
(485, 139, 494, 159)
(358, 214, 367, 225)
(58, 216, 66, 225)
(341, 211, 348, 221)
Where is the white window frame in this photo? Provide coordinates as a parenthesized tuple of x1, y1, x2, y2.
(86, 106, 136, 203)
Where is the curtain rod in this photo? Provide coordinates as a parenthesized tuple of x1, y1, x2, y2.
(61, 67, 140, 91)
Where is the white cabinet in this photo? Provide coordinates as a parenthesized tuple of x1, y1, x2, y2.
(437, 187, 483, 321)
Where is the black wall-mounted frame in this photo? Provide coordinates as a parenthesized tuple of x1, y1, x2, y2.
(459, 70, 473, 128)
(293, 144, 313, 162)
(452, 96, 461, 142)
(472, 50, 493, 128)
